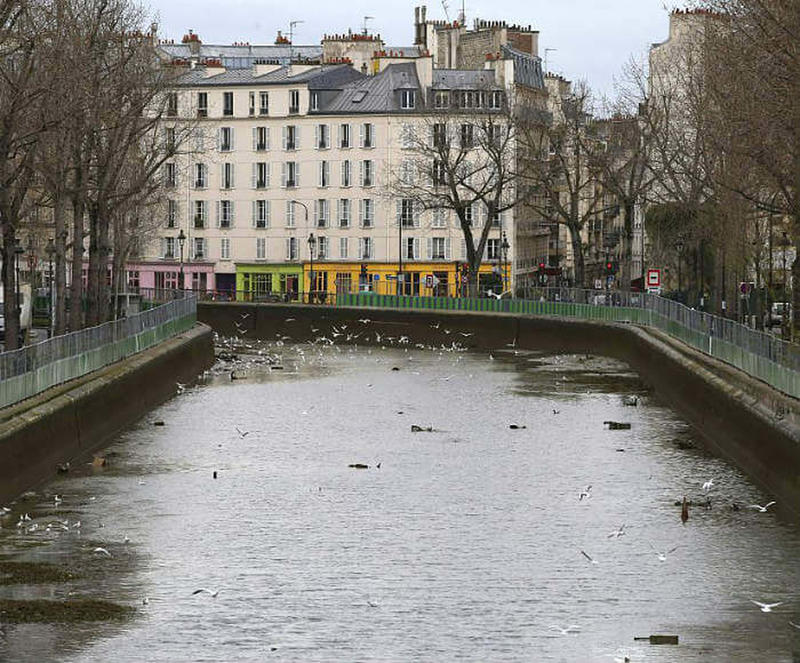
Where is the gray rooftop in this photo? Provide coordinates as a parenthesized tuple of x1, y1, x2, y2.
(432, 69, 497, 90)
(501, 45, 544, 89)
(159, 43, 323, 69)
(320, 63, 422, 114)
(175, 64, 362, 89)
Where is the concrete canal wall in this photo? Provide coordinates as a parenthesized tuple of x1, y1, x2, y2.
(199, 302, 800, 518)
(0, 324, 214, 505)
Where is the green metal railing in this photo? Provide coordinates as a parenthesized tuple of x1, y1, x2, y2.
(0, 293, 197, 410)
(336, 289, 800, 399)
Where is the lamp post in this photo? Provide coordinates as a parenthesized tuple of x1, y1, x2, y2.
(46, 238, 55, 338)
(501, 231, 510, 294)
(290, 200, 310, 302)
(177, 229, 186, 293)
(675, 238, 684, 301)
(307, 233, 316, 304)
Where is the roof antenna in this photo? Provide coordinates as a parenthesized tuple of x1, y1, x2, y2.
(363, 16, 374, 36)
(458, 0, 466, 25)
(441, 0, 450, 22)
(289, 19, 304, 62)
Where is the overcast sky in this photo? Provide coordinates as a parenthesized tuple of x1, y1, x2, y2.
(145, 0, 677, 97)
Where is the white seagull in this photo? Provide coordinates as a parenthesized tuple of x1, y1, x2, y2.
(649, 542, 680, 562)
(607, 524, 626, 539)
(789, 621, 800, 629)
(749, 501, 776, 513)
(702, 479, 714, 492)
(235, 426, 250, 438)
(549, 624, 580, 635)
(750, 600, 783, 613)
(93, 547, 112, 558)
(578, 485, 592, 501)
(193, 588, 220, 598)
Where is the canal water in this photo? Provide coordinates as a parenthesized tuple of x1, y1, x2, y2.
(1, 329, 799, 662)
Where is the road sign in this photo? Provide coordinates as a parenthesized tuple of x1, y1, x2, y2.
(373, 274, 380, 281)
(647, 269, 661, 288)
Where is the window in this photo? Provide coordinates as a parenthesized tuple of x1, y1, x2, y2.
(310, 92, 319, 111)
(433, 122, 447, 148)
(341, 160, 352, 187)
(256, 237, 266, 260)
(166, 92, 178, 117)
(164, 236, 176, 258)
(253, 200, 270, 228)
(221, 237, 231, 260)
(361, 123, 374, 148)
(434, 90, 450, 109)
(460, 123, 474, 149)
(223, 91, 234, 116)
(338, 199, 351, 227)
(165, 127, 176, 154)
(340, 123, 351, 148)
(316, 199, 329, 228)
(459, 91, 476, 109)
(317, 236, 328, 259)
(464, 203, 473, 226)
(127, 270, 140, 292)
(284, 125, 298, 151)
(319, 161, 330, 187)
(487, 123, 503, 146)
(400, 160, 414, 185)
(167, 200, 177, 228)
(221, 162, 234, 189)
(194, 200, 207, 229)
(431, 237, 446, 260)
(219, 200, 233, 228)
(401, 123, 415, 149)
(259, 92, 269, 115)
(254, 126, 269, 151)
(156, 271, 178, 289)
(360, 237, 373, 259)
(316, 124, 329, 149)
(249, 91, 255, 116)
(432, 208, 447, 228)
(360, 160, 374, 187)
(404, 236, 418, 260)
(193, 237, 206, 259)
(285, 201, 296, 227)
(489, 207, 502, 226)
(197, 92, 208, 117)
(433, 159, 446, 186)
(400, 199, 415, 227)
(284, 161, 299, 188)
(286, 236, 298, 260)
(339, 237, 348, 259)
(219, 127, 233, 152)
(254, 162, 269, 189)
(489, 90, 503, 110)
(400, 89, 416, 109)
(164, 162, 177, 188)
(360, 199, 373, 228)
(194, 163, 207, 189)
(487, 238, 500, 260)
(289, 89, 300, 114)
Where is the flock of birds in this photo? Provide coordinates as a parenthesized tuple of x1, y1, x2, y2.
(0, 311, 796, 651)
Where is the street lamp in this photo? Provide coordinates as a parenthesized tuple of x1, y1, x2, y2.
(307, 233, 316, 304)
(177, 229, 186, 292)
(501, 231, 510, 294)
(46, 238, 55, 337)
(290, 200, 310, 302)
(675, 238, 685, 300)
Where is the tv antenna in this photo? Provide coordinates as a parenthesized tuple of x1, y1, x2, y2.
(441, 0, 450, 21)
(363, 16, 374, 36)
(289, 20, 304, 61)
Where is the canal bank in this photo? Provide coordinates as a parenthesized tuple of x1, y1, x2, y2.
(198, 302, 800, 518)
(0, 323, 214, 505)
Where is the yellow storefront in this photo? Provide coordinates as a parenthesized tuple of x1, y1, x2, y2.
(303, 262, 503, 300)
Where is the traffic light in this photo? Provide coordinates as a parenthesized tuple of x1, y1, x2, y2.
(538, 262, 547, 286)
(605, 260, 614, 275)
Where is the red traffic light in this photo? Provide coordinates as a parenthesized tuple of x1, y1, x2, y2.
(538, 262, 546, 270)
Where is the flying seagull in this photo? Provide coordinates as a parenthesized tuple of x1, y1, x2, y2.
(750, 600, 783, 613)
(93, 547, 112, 558)
(649, 542, 680, 562)
(608, 524, 626, 539)
(235, 427, 250, 438)
(193, 588, 220, 598)
(749, 501, 776, 513)
(549, 625, 580, 635)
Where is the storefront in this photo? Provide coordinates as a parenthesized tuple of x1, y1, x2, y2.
(235, 264, 304, 302)
(116, 261, 215, 293)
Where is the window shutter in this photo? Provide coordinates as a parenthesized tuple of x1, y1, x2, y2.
(217, 128, 222, 151)
(251, 163, 257, 189)
(252, 127, 257, 151)
(160, 237, 166, 257)
(461, 239, 467, 259)
(285, 238, 291, 260)
(282, 126, 287, 150)
(295, 126, 300, 149)
(295, 162, 300, 187)
(229, 201, 235, 226)
(264, 163, 270, 187)
(265, 201, 270, 228)
(281, 163, 286, 188)
(413, 238, 420, 260)
(359, 161, 364, 186)
(426, 238, 432, 260)
(359, 123, 364, 148)
(230, 164, 235, 189)
(219, 165, 225, 188)
(358, 237, 364, 259)
(315, 124, 320, 148)
(215, 200, 221, 227)
(229, 128, 234, 151)
(264, 128, 270, 150)
(251, 200, 257, 227)
(445, 238, 452, 260)
(414, 201, 420, 228)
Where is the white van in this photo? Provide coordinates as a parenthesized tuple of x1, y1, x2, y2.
(0, 283, 32, 344)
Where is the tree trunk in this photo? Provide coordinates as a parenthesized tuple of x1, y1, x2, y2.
(622, 201, 635, 288)
(53, 194, 67, 335)
(792, 250, 800, 342)
(1, 226, 20, 350)
(69, 197, 84, 331)
(568, 224, 585, 287)
(86, 202, 101, 327)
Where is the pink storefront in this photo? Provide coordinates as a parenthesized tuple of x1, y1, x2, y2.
(127, 261, 216, 293)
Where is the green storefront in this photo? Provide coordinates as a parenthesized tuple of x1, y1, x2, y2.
(236, 264, 304, 302)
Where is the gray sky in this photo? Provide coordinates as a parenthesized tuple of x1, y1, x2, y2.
(146, 0, 675, 97)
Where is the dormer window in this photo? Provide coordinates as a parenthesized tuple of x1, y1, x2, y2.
(400, 89, 416, 110)
(289, 89, 300, 114)
(310, 92, 319, 111)
(434, 91, 450, 109)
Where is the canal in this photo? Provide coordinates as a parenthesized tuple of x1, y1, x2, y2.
(1, 327, 799, 662)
